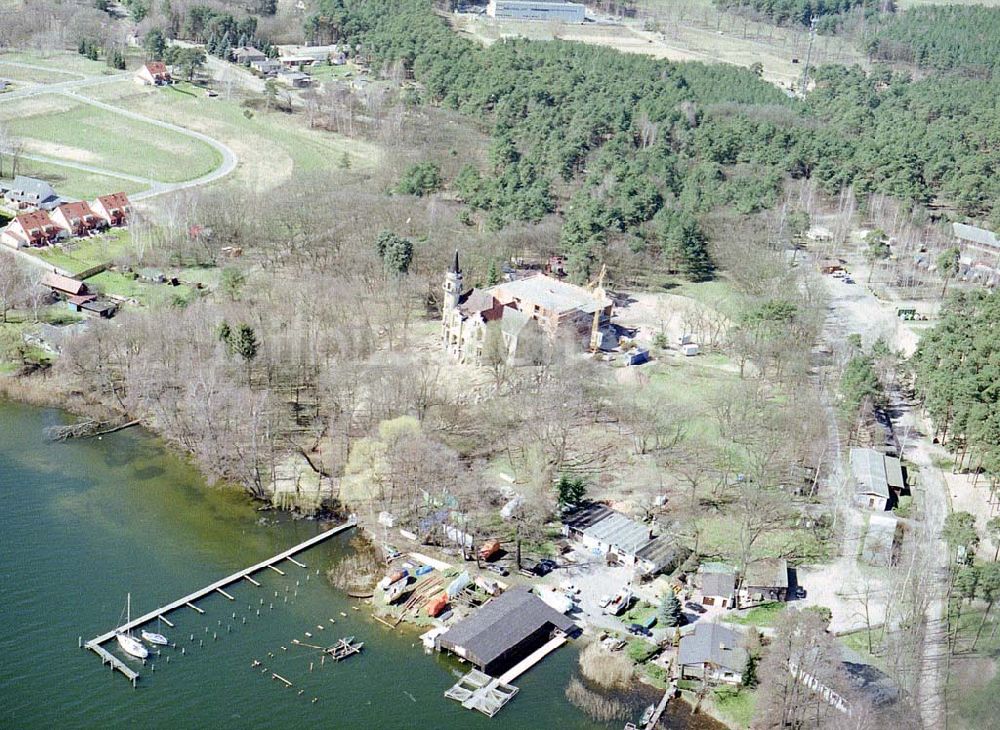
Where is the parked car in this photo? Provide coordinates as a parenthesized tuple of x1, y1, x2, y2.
(627, 623, 652, 637)
(685, 601, 706, 614)
(486, 564, 509, 577)
(794, 586, 807, 599)
(598, 594, 613, 609)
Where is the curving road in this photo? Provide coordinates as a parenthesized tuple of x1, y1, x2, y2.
(0, 68, 238, 201)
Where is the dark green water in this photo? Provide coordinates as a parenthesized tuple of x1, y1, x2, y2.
(0, 401, 719, 729)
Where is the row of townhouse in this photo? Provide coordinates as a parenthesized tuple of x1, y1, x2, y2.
(1, 193, 131, 248)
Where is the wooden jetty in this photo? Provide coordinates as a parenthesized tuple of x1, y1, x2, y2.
(83, 516, 357, 684)
(644, 684, 674, 730)
(497, 634, 567, 684)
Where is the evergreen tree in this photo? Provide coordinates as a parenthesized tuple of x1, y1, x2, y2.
(658, 592, 684, 627)
(555, 475, 586, 508)
(486, 259, 500, 285)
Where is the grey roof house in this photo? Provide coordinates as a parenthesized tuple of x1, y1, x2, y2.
(436, 586, 577, 674)
(4, 176, 62, 210)
(850, 448, 904, 511)
(678, 622, 748, 685)
(697, 563, 737, 608)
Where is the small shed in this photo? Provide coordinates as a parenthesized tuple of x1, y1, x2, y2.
(739, 558, 789, 607)
(861, 514, 901, 567)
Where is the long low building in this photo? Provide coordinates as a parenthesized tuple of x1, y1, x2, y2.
(487, 0, 586, 23)
(436, 586, 577, 674)
(562, 502, 687, 575)
(850, 447, 904, 511)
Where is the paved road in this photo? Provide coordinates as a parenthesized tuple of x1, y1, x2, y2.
(0, 72, 238, 201)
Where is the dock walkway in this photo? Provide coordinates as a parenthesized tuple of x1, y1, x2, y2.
(497, 634, 567, 684)
(84, 516, 356, 683)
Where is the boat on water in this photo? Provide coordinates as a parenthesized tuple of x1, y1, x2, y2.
(640, 703, 655, 726)
(116, 593, 148, 659)
(141, 629, 169, 646)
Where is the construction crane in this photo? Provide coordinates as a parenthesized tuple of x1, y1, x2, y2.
(588, 264, 607, 354)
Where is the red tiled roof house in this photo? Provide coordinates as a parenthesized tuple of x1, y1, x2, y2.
(91, 192, 132, 227)
(51, 201, 104, 236)
(135, 61, 172, 86)
(1, 210, 63, 248)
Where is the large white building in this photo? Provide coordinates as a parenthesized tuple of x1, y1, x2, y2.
(487, 0, 586, 23)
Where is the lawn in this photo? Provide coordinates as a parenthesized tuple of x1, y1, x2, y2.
(0, 98, 222, 183)
(726, 601, 786, 627)
(0, 62, 77, 85)
(0, 50, 119, 77)
(306, 63, 359, 81)
(85, 271, 196, 308)
(698, 514, 832, 564)
(77, 80, 382, 191)
(32, 229, 134, 275)
(710, 685, 756, 729)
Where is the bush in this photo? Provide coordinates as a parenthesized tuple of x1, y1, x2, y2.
(627, 638, 657, 663)
(579, 643, 633, 688)
(396, 161, 442, 197)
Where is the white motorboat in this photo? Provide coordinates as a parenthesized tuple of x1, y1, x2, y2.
(604, 587, 633, 616)
(384, 578, 409, 604)
(538, 587, 573, 614)
(116, 593, 148, 659)
(141, 629, 169, 646)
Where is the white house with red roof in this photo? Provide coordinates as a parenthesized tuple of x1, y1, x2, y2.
(91, 192, 132, 227)
(135, 61, 171, 86)
(51, 201, 104, 236)
(1, 210, 63, 248)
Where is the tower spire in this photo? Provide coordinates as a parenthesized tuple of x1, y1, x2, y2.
(451, 249, 460, 274)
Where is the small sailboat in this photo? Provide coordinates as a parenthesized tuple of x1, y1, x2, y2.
(116, 593, 149, 659)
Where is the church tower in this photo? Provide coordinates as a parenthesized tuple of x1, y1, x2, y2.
(443, 249, 462, 312)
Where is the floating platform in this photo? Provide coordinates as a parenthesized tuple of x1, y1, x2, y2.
(83, 516, 357, 684)
(444, 669, 518, 717)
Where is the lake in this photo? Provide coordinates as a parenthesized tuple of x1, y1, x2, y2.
(0, 400, 721, 729)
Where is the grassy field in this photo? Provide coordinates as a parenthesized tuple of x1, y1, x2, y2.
(725, 601, 787, 627)
(5, 160, 146, 200)
(77, 80, 381, 192)
(86, 271, 198, 308)
(32, 228, 134, 275)
(0, 62, 78, 85)
(0, 97, 221, 183)
(0, 50, 119, 77)
(710, 685, 757, 728)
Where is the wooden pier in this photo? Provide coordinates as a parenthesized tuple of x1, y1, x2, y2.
(496, 634, 567, 684)
(83, 516, 356, 684)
